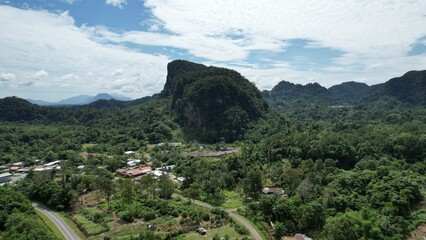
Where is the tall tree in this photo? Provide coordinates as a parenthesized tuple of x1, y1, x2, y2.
(96, 176, 116, 210)
(242, 166, 263, 200)
(119, 179, 134, 207)
(158, 174, 174, 199)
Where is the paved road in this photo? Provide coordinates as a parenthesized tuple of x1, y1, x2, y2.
(174, 195, 263, 240)
(33, 202, 81, 240)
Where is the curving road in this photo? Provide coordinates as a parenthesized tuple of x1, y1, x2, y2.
(33, 202, 81, 240)
(174, 195, 263, 240)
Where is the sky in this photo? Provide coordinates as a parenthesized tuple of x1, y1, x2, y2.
(0, 0, 426, 101)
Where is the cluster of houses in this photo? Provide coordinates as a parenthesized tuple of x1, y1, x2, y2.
(0, 161, 34, 185)
(0, 159, 67, 186)
(115, 158, 175, 181)
(33, 160, 62, 172)
(0, 161, 30, 173)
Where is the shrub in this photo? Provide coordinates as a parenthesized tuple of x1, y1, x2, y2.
(142, 210, 157, 221)
(234, 222, 249, 235)
(118, 210, 135, 222)
(172, 209, 179, 217)
(80, 207, 108, 224)
(73, 215, 108, 236)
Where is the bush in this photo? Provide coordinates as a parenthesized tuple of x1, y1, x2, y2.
(234, 222, 249, 235)
(211, 208, 228, 220)
(73, 215, 108, 236)
(118, 209, 136, 222)
(80, 207, 108, 224)
(142, 210, 157, 221)
(172, 209, 179, 217)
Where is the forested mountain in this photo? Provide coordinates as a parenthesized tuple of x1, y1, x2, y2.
(28, 93, 132, 106)
(364, 70, 426, 106)
(0, 97, 43, 121)
(328, 81, 378, 102)
(263, 70, 426, 110)
(263, 81, 343, 110)
(164, 60, 269, 142)
(0, 60, 269, 142)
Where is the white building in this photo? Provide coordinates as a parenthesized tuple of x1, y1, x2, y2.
(0, 172, 12, 184)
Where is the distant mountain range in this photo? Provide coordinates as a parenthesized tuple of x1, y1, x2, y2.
(263, 70, 426, 110)
(27, 93, 132, 106)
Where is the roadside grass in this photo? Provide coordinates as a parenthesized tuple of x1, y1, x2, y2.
(58, 212, 86, 239)
(178, 224, 243, 240)
(36, 210, 66, 240)
(236, 214, 269, 240)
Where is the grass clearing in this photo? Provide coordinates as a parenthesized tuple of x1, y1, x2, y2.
(200, 190, 244, 209)
(221, 190, 244, 209)
(36, 210, 66, 240)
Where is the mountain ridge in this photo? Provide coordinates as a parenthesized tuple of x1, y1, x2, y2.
(27, 93, 132, 106)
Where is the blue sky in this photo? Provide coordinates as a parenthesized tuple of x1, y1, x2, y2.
(0, 0, 425, 101)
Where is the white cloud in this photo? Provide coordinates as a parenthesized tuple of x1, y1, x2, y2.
(105, 0, 126, 8)
(143, 0, 426, 57)
(0, 6, 170, 101)
(0, 72, 16, 82)
(121, 85, 140, 93)
(60, 73, 81, 81)
(33, 69, 48, 78)
(61, 0, 79, 4)
(81, 0, 426, 87)
(112, 68, 123, 76)
(139, 0, 426, 85)
(17, 81, 34, 87)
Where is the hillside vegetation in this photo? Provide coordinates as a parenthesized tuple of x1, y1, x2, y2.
(0, 61, 425, 240)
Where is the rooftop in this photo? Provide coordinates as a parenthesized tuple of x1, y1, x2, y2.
(0, 172, 12, 178)
(262, 187, 286, 196)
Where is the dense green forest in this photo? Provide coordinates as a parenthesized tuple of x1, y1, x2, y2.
(0, 61, 425, 239)
(0, 186, 57, 239)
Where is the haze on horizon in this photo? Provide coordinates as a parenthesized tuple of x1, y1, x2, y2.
(0, 0, 425, 102)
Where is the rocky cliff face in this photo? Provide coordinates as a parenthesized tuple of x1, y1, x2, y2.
(161, 60, 268, 142)
(161, 60, 206, 97)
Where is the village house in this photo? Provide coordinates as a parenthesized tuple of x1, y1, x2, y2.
(283, 234, 312, 240)
(0, 172, 12, 185)
(262, 187, 287, 197)
(124, 150, 136, 155)
(126, 159, 142, 167)
(115, 166, 152, 178)
(9, 166, 21, 172)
